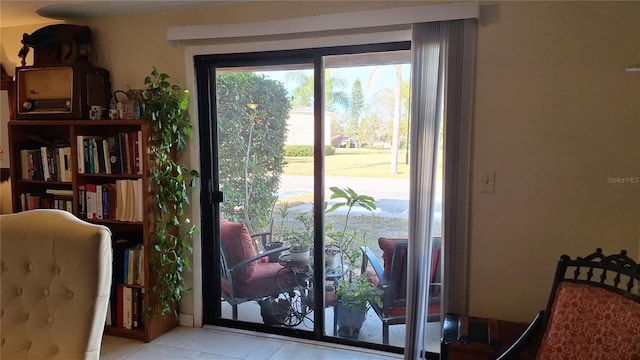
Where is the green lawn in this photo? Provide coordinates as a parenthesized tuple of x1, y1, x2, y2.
(284, 148, 411, 178)
(277, 147, 444, 253)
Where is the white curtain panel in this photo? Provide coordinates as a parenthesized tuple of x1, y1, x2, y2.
(405, 19, 475, 359)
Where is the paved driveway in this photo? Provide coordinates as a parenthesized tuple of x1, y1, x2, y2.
(279, 175, 442, 220)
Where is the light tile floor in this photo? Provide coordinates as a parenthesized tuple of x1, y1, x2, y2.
(101, 300, 443, 359)
(100, 326, 405, 360)
(220, 299, 443, 352)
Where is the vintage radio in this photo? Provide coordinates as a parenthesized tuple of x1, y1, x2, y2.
(15, 64, 111, 120)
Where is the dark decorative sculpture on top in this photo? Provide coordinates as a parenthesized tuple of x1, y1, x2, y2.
(18, 24, 92, 66)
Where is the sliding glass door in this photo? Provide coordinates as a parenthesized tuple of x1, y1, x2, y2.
(196, 42, 443, 355)
(215, 62, 317, 330)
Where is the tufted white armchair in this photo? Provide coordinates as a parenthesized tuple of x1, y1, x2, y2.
(1, 209, 112, 359)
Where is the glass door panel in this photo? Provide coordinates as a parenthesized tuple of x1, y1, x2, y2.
(216, 64, 316, 330)
(319, 52, 418, 347)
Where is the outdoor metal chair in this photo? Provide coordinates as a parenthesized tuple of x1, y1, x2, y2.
(361, 236, 442, 345)
(219, 218, 297, 320)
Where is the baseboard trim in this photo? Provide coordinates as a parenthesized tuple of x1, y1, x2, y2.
(178, 313, 194, 327)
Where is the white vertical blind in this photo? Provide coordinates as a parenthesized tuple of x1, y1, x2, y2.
(405, 19, 476, 359)
(405, 21, 445, 359)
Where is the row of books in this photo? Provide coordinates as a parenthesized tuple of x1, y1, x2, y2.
(77, 131, 143, 175)
(78, 179, 143, 222)
(106, 285, 144, 330)
(123, 244, 145, 286)
(109, 234, 145, 330)
(19, 146, 72, 182)
(17, 189, 73, 212)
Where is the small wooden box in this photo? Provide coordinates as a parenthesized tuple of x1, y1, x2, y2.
(441, 314, 533, 360)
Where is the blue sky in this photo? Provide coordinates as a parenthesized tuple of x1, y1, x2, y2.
(257, 64, 410, 104)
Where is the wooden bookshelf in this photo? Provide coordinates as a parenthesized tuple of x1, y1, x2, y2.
(7, 119, 177, 342)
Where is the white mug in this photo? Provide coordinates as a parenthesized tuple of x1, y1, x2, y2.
(90, 105, 103, 120)
(109, 108, 119, 120)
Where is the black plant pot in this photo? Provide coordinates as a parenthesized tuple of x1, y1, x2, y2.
(335, 299, 367, 339)
(258, 298, 290, 326)
(265, 241, 284, 263)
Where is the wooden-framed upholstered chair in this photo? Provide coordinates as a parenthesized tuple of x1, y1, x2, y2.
(219, 218, 299, 320)
(1, 209, 112, 360)
(361, 236, 442, 345)
(497, 248, 640, 360)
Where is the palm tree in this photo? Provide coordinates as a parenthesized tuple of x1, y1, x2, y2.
(286, 70, 349, 111)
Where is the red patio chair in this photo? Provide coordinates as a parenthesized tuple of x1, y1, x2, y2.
(361, 236, 442, 345)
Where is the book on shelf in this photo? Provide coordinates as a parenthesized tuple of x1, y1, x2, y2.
(123, 249, 130, 284)
(102, 138, 112, 174)
(77, 136, 85, 174)
(116, 285, 143, 330)
(95, 138, 105, 174)
(106, 136, 121, 175)
(132, 287, 140, 328)
(20, 149, 29, 179)
(124, 286, 132, 329)
(18, 192, 72, 212)
(85, 183, 97, 220)
(77, 185, 86, 219)
(57, 147, 72, 182)
(116, 285, 124, 328)
(124, 133, 132, 174)
(127, 246, 136, 284)
(45, 188, 73, 196)
(136, 131, 143, 175)
(130, 130, 142, 175)
(40, 147, 51, 181)
(87, 138, 95, 174)
(117, 134, 127, 175)
(105, 183, 117, 220)
(96, 184, 104, 220)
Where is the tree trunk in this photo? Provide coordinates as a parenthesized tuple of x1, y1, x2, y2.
(390, 65, 402, 174)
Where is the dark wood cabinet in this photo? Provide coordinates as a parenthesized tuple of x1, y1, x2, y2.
(441, 314, 533, 360)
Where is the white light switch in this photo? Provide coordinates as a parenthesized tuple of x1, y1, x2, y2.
(481, 171, 496, 193)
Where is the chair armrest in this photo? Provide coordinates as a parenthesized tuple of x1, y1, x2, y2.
(361, 246, 388, 285)
(251, 231, 270, 248)
(496, 311, 544, 360)
(229, 245, 291, 272)
(250, 231, 271, 249)
(251, 231, 270, 238)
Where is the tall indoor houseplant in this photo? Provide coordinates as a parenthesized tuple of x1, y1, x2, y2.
(327, 187, 382, 339)
(142, 68, 200, 316)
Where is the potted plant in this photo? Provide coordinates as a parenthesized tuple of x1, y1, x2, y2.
(141, 67, 200, 317)
(284, 212, 313, 264)
(258, 296, 292, 326)
(326, 186, 382, 339)
(335, 275, 383, 338)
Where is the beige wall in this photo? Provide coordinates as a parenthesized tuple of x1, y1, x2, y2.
(1, 1, 639, 323)
(470, 1, 640, 321)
